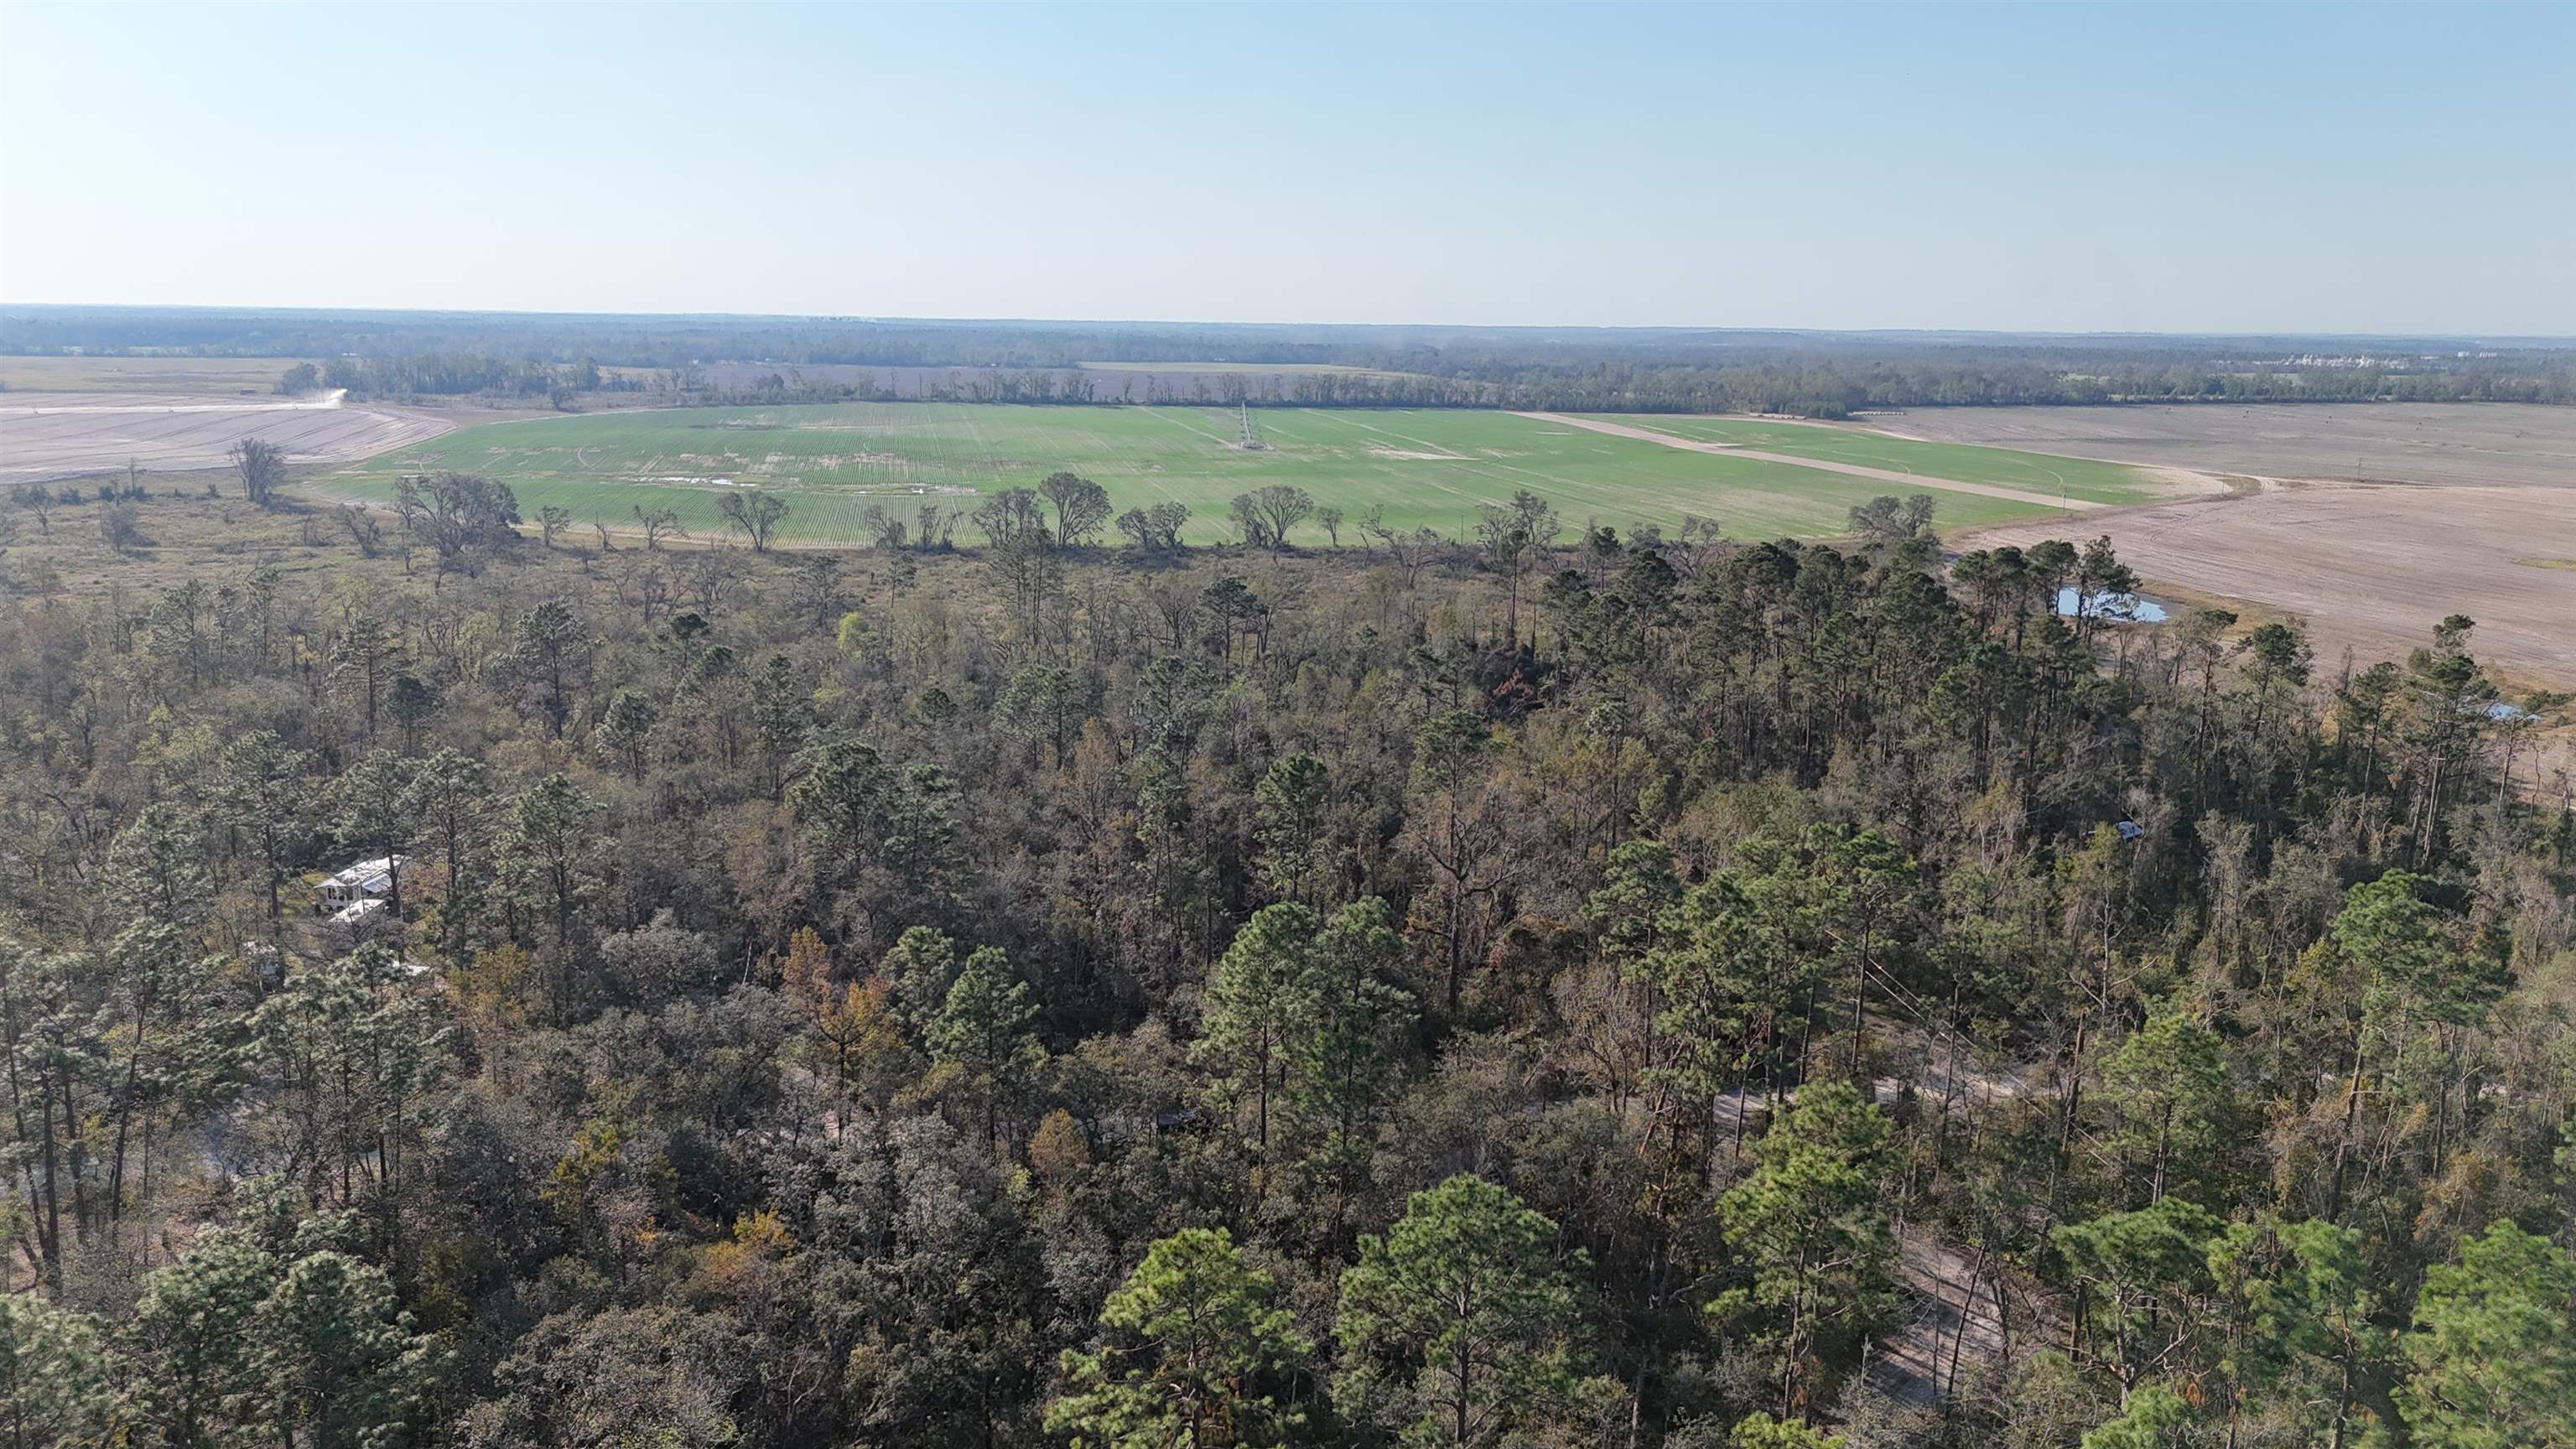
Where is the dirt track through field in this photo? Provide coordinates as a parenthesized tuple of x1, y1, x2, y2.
(1515, 412, 2113, 513)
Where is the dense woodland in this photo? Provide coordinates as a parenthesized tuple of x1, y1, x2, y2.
(3, 465, 2573, 1449)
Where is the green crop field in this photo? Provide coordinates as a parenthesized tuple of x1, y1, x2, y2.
(1586, 414, 2158, 503)
(327, 403, 2137, 547)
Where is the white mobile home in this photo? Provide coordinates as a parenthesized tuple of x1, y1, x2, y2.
(318, 855, 408, 911)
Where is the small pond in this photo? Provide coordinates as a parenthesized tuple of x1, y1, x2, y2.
(2055, 587, 2171, 624)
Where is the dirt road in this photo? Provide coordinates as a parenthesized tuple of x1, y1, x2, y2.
(1514, 412, 2114, 513)
(1873, 1232, 2018, 1405)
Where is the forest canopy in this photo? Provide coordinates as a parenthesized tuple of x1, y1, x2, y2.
(2, 475, 2572, 1449)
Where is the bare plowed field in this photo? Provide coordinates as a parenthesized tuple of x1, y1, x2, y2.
(1872, 403, 2576, 490)
(0, 392, 452, 482)
(1965, 483, 2576, 688)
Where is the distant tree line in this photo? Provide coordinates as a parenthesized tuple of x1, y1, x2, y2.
(293, 351, 2576, 420)
(1457, 356, 2576, 417)
(275, 354, 619, 408)
(697, 366, 1504, 410)
(258, 350, 2576, 421)
(8, 304, 2568, 418)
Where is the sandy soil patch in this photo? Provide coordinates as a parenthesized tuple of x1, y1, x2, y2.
(1367, 445, 1469, 461)
(0, 390, 451, 482)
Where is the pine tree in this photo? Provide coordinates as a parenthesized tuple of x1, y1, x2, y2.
(1731, 1412, 1845, 1449)
(1291, 897, 1413, 1232)
(2076, 1384, 2195, 1449)
(497, 599, 595, 739)
(1251, 753, 1331, 906)
(105, 801, 216, 931)
(930, 945, 1041, 1150)
(2397, 1222, 2576, 1449)
(216, 730, 312, 923)
(591, 688, 660, 783)
(2206, 1216, 2392, 1448)
(0, 1291, 120, 1448)
(1194, 902, 1321, 1158)
(255, 1249, 445, 1449)
(877, 925, 962, 1043)
(2051, 1198, 2222, 1402)
(1335, 1173, 1613, 1448)
(2101, 1006, 2235, 1208)
(329, 613, 405, 740)
(333, 749, 419, 916)
(1713, 1081, 1899, 1418)
(503, 775, 601, 1006)
(403, 748, 492, 965)
(747, 653, 808, 797)
(1047, 1228, 1309, 1449)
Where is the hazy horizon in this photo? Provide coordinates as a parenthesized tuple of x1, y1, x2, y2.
(9, 300, 2575, 348)
(4, 2, 2572, 335)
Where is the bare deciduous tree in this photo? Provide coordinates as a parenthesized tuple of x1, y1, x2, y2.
(231, 436, 288, 507)
(717, 490, 790, 552)
(632, 505, 686, 551)
(1038, 471, 1111, 547)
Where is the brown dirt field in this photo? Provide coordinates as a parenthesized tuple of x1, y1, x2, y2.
(0, 354, 303, 392)
(0, 392, 453, 482)
(1868, 402, 2576, 491)
(1962, 482, 2576, 688)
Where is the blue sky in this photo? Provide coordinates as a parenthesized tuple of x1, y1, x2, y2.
(2, 1, 2568, 333)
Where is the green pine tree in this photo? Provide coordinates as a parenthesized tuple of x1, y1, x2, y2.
(2397, 1222, 2576, 1449)
(1335, 1173, 1615, 1448)
(1712, 1080, 1899, 1419)
(1047, 1227, 1310, 1449)
(930, 944, 1041, 1150)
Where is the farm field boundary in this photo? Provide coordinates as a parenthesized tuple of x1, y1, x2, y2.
(315, 402, 2159, 547)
